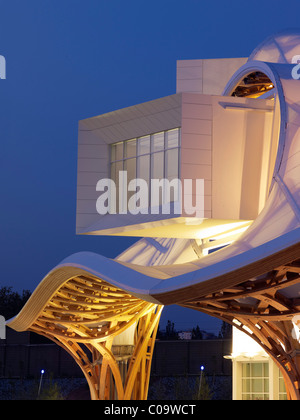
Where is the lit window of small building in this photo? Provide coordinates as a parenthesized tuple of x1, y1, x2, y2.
(228, 328, 287, 400)
(178, 331, 192, 340)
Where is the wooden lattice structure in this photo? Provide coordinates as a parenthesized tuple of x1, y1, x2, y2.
(180, 259, 300, 400)
(9, 271, 162, 400)
(8, 250, 300, 400)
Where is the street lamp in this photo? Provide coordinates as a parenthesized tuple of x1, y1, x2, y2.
(38, 369, 45, 398)
(198, 365, 205, 399)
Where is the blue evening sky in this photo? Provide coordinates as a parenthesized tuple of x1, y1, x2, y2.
(0, 0, 299, 332)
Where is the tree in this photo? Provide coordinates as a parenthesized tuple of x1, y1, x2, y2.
(193, 373, 213, 400)
(218, 321, 232, 339)
(0, 286, 31, 320)
(165, 320, 177, 340)
(173, 373, 213, 400)
(192, 325, 203, 340)
(37, 376, 64, 400)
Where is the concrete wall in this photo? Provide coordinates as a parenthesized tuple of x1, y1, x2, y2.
(152, 339, 231, 376)
(0, 332, 231, 378)
(0, 343, 83, 378)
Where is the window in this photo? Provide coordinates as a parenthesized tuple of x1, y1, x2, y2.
(241, 362, 269, 400)
(278, 370, 287, 400)
(110, 128, 181, 212)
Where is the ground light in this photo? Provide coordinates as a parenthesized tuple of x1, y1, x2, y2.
(38, 369, 45, 398)
(198, 365, 205, 399)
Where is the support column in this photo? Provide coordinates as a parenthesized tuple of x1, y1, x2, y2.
(48, 304, 163, 400)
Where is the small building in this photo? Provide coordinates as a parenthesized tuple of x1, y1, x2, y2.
(227, 328, 287, 400)
(178, 331, 192, 340)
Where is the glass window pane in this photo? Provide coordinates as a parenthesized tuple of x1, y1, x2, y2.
(152, 151, 164, 179)
(263, 363, 269, 377)
(251, 379, 263, 392)
(111, 161, 123, 183)
(166, 128, 179, 148)
(124, 158, 136, 207)
(166, 148, 179, 179)
(111, 144, 116, 162)
(252, 363, 263, 377)
(252, 394, 264, 401)
(111, 162, 116, 182)
(242, 379, 250, 392)
(138, 155, 150, 183)
(125, 139, 136, 158)
(152, 132, 165, 152)
(242, 363, 250, 377)
(136, 155, 150, 210)
(264, 379, 269, 392)
(111, 161, 123, 212)
(124, 158, 136, 183)
(111, 142, 124, 161)
(279, 377, 286, 393)
(138, 135, 150, 155)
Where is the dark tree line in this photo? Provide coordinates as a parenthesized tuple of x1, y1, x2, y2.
(192, 325, 203, 340)
(218, 321, 232, 339)
(0, 286, 31, 320)
(157, 319, 232, 340)
(0, 287, 232, 340)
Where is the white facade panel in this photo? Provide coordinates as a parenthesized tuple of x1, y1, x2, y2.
(177, 57, 247, 95)
(77, 158, 106, 173)
(181, 148, 211, 165)
(211, 96, 274, 221)
(176, 78, 203, 93)
(182, 133, 211, 150)
(181, 118, 212, 135)
(77, 171, 107, 186)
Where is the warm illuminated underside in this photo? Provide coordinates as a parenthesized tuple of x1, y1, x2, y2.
(180, 255, 300, 400)
(17, 273, 162, 400)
